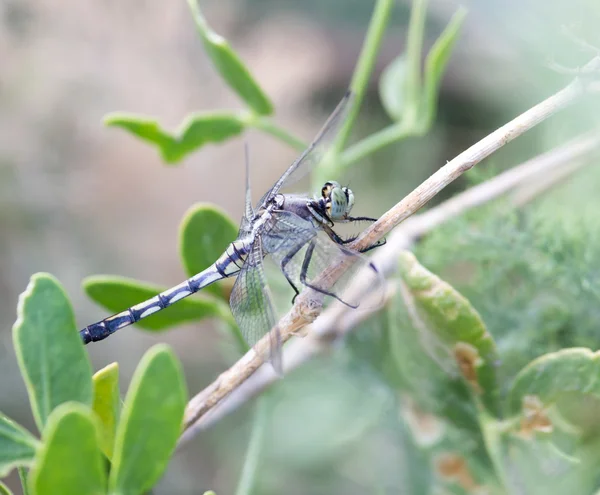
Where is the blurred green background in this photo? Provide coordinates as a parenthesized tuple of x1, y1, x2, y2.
(2, 0, 600, 493)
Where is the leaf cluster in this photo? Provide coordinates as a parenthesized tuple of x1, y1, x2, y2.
(1, 274, 188, 495)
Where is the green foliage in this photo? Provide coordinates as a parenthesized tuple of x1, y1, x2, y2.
(186, 0, 273, 116)
(13, 273, 93, 431)
(104, 112, 244, 164)
(379, 54, 409, 121)
(416, 186, 600, 379)
(92, 363, 120, 459)
(341, 0, 466, 168)
(508, 348, 600, 432)
(0, 414, 38, 477)
(397, 251, 500, 415)
(3, 273, 189, 494)
(419, 7, 467, 128)
(179, 203, 238, 299)
(109, 345, 187, 495)
(29, 404, 107, 495)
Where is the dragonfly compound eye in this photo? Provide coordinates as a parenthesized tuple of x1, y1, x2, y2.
(343, 187, 355, 214)
(328, 184, 349, 220)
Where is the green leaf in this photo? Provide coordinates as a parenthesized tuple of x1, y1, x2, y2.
(109, 345, 187, 495)
(83, 275, 225, 331)
(92, 363, 120, 459)
(0, 413, 39, 477)
(397, 252, 500, 415)
(187, 0, 273, 116)
(179, 203, 237, 299)
(104, 112, 244, 164)
(420, 7, 466, 128)
(29, 403, 107, 495)
(379, 55, 409, 121)
(13, 273, 93, 431)
(508, 348, 600, 433)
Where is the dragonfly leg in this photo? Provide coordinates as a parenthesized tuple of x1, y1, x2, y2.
(345, 215, 378, 222)
(324, 224, 386, 253)
(280, 240, 306, 304)
(300, 239, 358, 308)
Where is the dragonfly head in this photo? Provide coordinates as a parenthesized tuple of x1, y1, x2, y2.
(321, 181, 355, 221)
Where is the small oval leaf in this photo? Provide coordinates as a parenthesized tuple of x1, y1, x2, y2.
(179, 203, 237, 299)
(103, 113, 174, 150)
(176, 113, 244, 162)
(29, 403, 107, 495)
(109, 345, 187, 495)
(397, 252, 499, 415)
(104, 112, 244, 164)
(83, 275, 224, 331)
(92, 363, 120, 459)
(187, 0, 273, 115)
(379, 54, 408, 121)
(13, 273, 93, 431)
(0, 413, 39, 477)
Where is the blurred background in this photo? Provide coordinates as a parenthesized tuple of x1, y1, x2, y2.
(2, 0, 600, 493)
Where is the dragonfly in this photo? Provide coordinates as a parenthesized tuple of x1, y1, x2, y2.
(80, 90, 385, 369)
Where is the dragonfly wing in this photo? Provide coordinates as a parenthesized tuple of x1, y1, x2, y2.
(237, 144, 255, 236)
(257, 91, 354, 208)
(261, 210, 316, 254)
(230, 237, 281, 371)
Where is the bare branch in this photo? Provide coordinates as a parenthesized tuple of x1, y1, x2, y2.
(179, 56, 600, 446)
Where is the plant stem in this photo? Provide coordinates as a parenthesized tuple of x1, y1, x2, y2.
(234, 397, 269, 495)
(245, 115, 307, 151)
(333, 0, 395, 156)
(403, 0, 428, 123)
(18, 467, 30, 495)
(340, 123, 419, 168)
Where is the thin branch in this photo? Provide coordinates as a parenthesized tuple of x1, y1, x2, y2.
(179, 56, 600, 445)
(510, 159, 590, 207)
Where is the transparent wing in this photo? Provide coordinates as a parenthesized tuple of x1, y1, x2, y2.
(261, 210, 316, 255)
(238, 143, 255, 236)
(230, 238, 281, 370)
(257, 91, 354, 208)
(265, 212, 385, 311)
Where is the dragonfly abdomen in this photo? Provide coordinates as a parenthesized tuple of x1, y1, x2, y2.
(80, 239, 253, 344)
(214, 238, 252, 276)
